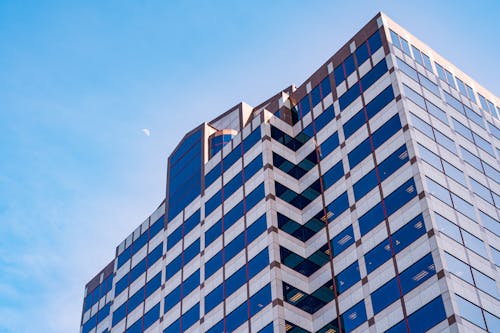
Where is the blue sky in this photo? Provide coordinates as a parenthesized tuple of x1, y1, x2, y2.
(0, 1, 498, 332)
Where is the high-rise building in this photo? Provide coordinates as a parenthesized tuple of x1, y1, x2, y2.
(80, 12, 500, 333)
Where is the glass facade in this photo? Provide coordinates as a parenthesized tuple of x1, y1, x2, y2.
(81, 12, 499, 333)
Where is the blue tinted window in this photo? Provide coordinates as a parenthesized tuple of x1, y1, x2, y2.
(344, 54, 355, 78)
(224, 201, 244, 231)
(164, 285, 181, 312)
(299, 96, 311, 118)
(412, 45, 422, 64)
(339, 82, 361, 111)
(445, 70, 456, 89)
(343, 109, 365, 139)
(205, 164, 221, 188)
(435, 63, 447, 81)
(462, 230, 487, 257)
(445, 252, 473, 284)
(349, 114, 401, 169)
(399, 253, 435, 293)
(163, 318, 180, 333)
(258, 322, 274, 333)
(246, 183, 265, 211)
(419, 74, 440, 96)
(183, 269, 200, 297)
(353, 168, 378, 201)
(247, 215, 267, 242)
(148, 243, 163, 265)
(386, 296, 446, 333)
(112, 302, 127, 326)
(360, 59, 388, 91)
(348, 137, 372, 169)
(331, 225, 355, 256)
(355, 42, 369, 65)
(403, 84, 426, 109)
(384, 178, 416, 216)
(183, 239, 201, 263)
(396, 57, 418, 81)
(206, 320, 224, 333)
(324, 192, 350, 223)
(226, 266, 247, 296)
(168, 129, 202, 220)
(319, 132, 339, 158)
(335, 261, 360, 294)
(368, 31, 382, 52)
(250, 284, 272, 317)
(205, 251, 223, 279)
(225, 232, 245, 262)
(321, 76, 332, 97)
(322, 161, 344, 189)
(183, 210, 199, 236)
(342, 300, 367, 332)
(205, 284, 224, 313)
(353, 145, 408, 200)
(182, 303, 199, 331)
(410, 112, 434, 138)
(205, 189, 222, 216)
(143, 303, 160, 330)
(129, 258, 147, 283)
(205, 219, 222, 247)
(243, 127, 261, 152)
(334, 64, 345, 85)
(167, 225, 183, 251)
(248, 248, 269, 279)
(165, 254, 182, 280)
(244, 154, 263, 180)
(117, 248, 131, 269)
(224, 172, 243, 199)
(314, 105, 334, 133)
(421, 53, 433, 71)
(358, 202, 384, 236)
(365, 85, 394, 118)
(115, 275, 129, 297)
(146, 272, 162, 298)
(390, 30, 400, 48)
(359, 178, 416, 236)
(371, 278, 400, 314)
(311, 85, 321, 107)
(226, 301, 248, 332)
(128, 286, 145, 312)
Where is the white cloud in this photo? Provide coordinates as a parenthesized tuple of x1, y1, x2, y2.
(141, 128, 151, 137)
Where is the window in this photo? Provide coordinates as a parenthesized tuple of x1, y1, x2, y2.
(335, 261, 360, 293)
(358, 178, 416, 236)
(435, 62, 447, 81)
(403, 84, 426, 110)
(399, 36, 411, 55)
(455, 295, 486, 329)
(444, 91, 465, 114)
(456, 77, 467, 96)
(365, 214, 426, 274)
(390, 29, 400, 48)
(386, 296, 446, 333)
(445, 252, 473, 284)
(426, 177, 452, 205)
(434, 213, 461, 243)
(462, 230, 487, 257)
(479, 210, 499, 235)
(422, 52, 433, 71)
(412, 45, 423, 64)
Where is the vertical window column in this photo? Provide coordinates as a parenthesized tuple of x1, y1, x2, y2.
(356, 51, 411, 331)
